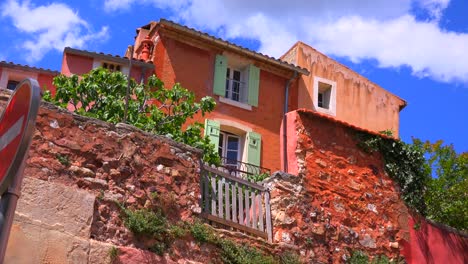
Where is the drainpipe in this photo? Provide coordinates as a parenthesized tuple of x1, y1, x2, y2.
(283, 71, 298, 173)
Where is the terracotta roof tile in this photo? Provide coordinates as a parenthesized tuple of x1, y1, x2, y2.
(64, 47, 154, 68)
(157, 19, 309, 75)
(0, 61, 60, 75)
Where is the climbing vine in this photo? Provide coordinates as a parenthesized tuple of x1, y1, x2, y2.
(357, 132, 428, 215)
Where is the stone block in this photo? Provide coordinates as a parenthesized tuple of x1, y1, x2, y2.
(5, 214, 90, 264)
(88, 240, 114, 264)
(16, 177, 95, 238)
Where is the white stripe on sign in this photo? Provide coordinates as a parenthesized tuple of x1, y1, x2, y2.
(0, 115, 25, 152)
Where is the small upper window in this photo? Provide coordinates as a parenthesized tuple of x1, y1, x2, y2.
(102, 62, 121, 72)
(7, 80, 19, 91)
(225, 67, 244, 102)
(318, 82, 332, 109)
(313, 76, 336, 116)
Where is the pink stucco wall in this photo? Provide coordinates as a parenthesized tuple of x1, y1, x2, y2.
(280, 111, 298, 174)
(401, 216, 468, 264)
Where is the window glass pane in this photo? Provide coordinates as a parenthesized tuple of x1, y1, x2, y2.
(233, 70, 241, 81)
(218, 133, 224, 157)
(7, 80, 19, 91)
(318, 93, 323, 108)
(227, 136, 239, 150)
(226, 150, 238, 161)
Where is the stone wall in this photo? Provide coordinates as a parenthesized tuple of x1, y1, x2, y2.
(2, 91, 466, 263)
(274, 110, 411, 263)
(2, 95, 218, 263)
(275, 109, 468, 263)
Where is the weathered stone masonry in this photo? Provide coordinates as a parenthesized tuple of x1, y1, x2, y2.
(273, 110, 410, 263)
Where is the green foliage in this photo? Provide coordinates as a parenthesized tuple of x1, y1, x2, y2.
(108, 246, 120, 263)
(190, 220, 217, 244)
(357, 133, 428, 214)
(56, 153, 70, 166)
(218, 239, 276, 264)
(246, 172, 270, 182)
(169, 222, 188, 238)
(149, 242, 168, 256)
(44, 68, 219, 164)
(358, 132, 467, 230)
(122, 207, 168, 237)
(279, 251, 301, 264)
(348, 251, 400, 264)
(349, 251, 369, 264)
(412, 139, 467, 230)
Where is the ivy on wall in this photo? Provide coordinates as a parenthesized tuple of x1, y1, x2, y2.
(357, 132, 428, 215)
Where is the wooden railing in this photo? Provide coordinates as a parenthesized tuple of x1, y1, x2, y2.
(200, 164, 272, 242)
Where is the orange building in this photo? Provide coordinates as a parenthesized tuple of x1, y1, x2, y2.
(0, 19, 407, 175)
(281, 41, 407, 136)
(129, 19, 309, 173)
(0, 61, 58, 93)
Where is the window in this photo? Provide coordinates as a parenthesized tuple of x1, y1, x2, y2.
(218, 132, 241, 169)
(7, 80, 19, 91)
(313, 76, 336, 116)
(225, 68, 244, 102)
(204, 119, 262, 168)
(102, 62, 121, 72)
(213, 54, 260, 108)
(318, 82, 332, 109)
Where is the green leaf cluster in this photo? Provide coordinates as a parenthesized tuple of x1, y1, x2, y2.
(412, 139, 467, 230)
(348, 250, 403, 264)
(357, 133, 428, 214)
(44, 68, 219, 164)
(358, 132, 467, 231)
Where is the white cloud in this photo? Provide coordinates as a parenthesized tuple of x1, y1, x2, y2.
(1, 0, 108, 62)
(103, 0, 468, 83)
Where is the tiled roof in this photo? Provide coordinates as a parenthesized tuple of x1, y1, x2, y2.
(296, 108, 395, 140)
(0, 61, 60, 75)
(154, 19, 309, 76)
(64, 47, 155, 68)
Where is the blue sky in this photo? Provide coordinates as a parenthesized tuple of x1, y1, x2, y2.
(1, 0, 467, 152)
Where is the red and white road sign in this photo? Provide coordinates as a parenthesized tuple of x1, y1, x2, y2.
(0, 79, 41, 195)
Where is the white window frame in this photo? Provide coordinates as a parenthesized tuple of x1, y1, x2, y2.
(313, 76, 337, 116)
(92, 59, 130, 75)
(101, 62, 122, 72)
(219, 131, 242, 165)
(219, 54, 253, 110)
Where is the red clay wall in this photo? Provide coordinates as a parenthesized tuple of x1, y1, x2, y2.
(152, 34, 297, 171)
(277, 109, 468, 263)
(275, 110, 411, 262)
(401, 216, 468, 264)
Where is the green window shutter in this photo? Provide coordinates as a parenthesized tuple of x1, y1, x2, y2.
(213, 55, 227, 96)
(247, 131, 261, 167)
(204, 119, 220, 150)
(247, 64, 260, 107)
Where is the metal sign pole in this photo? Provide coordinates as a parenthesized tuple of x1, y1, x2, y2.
(0, 79, 41, 263)
(0, 156, 27, 259)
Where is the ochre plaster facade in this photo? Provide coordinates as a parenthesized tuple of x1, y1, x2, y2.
(282, 42, 407, 137)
